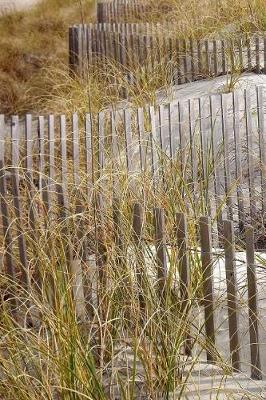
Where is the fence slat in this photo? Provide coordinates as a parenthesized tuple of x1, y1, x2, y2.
(244, 89, 256, 222)
(25, 114, 37, 235)
(48, 115, 55, 197)
(11, 116, 30, 290)
(199, 216, 216, 363)
(0, 159, 18, 314)
(154, 207, 167, 298)
(176, 212, 192, 356)
(210, 95, 223, 237)
(98, 111, 105, 175)
(137, 107, 145, 173)
(256, 86, 266, 216)
(38, 116, 45, 202)
(124, 108, 133, 174)
(85, 113, 93, 201)
(60, 115, 69, 210)
(245, 225, 262, 380)
(233, 91, 245, 232)
(72, 113, 80, 186)
(149, 106, 159, 190)
(221, 94, 233, 220)
(132, 202, 145, 312)
(223, 220, 241, 371)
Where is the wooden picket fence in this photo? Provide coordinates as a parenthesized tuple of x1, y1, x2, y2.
(96, 0, 173, 24)
(1, 86, 266, 242)
(69, 22, 266, 82)
(97, 0, 149, 23)
(0, 155, 265, 379)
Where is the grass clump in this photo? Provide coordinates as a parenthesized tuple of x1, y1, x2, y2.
(0, 0, 95, 114)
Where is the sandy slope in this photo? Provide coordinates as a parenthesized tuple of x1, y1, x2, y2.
(0, 0, 40, 13)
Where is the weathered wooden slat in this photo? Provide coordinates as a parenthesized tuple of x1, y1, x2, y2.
(197, 40, 202, 78)
(11, 115, 20, 167)
(38, 116, 45, 200)
(25, 114, 37, 235)
(255, 36, 260, 74)
(210, 95, 223, 237)
(223, 220, 241, 372)
(59, 115, 68, 210)
(25, 114, 33, 174)
(232, 91, 245, 232)
(72, 113, 80, 187)
(198, 96, 210, 213)
(244, 89, 256, 222)
(221, 40, 226, 74)
(176, 212, 192, 356)
(178, 101, 187, 185)
(190, 38, 195, 80)
(98, 111, 105, 175)
(132, 202, 145, 312)
(256, 86, 266, 216)
(137, 107, 145, 172)
(183, 39, 188, 83)
(48, 115, 55, 195)
(205, 40, 209, 76)
(124, 108, 133, 174)
(0, 158, 18, 314)
(188, 99, 198, 201)
(213, 40, 218, 76)
(245, 225, 262, 380)
(199, 216, 216, 363)
(154, 207, 167, 298)
(69, 27, 75, 74)
(85, 113, 93, 200)
(221, 94, 233, 220)
(11, 116, 30, 290)
(238, 38, 243, 71)
(169, 103, 179, 160)
(247, 37, 252, 70)
(149, 106, 159, 190)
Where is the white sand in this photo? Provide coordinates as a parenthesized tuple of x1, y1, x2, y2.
(157, 72, 266, 105)
(0, 0, 40, 14)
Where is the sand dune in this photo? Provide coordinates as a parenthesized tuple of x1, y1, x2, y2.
(0, 0, 40, 13)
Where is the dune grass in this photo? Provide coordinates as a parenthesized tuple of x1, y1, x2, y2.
(0, 162, 240, 399)
(0, 0, 95, 114)
(0, 1, 266, 399)
(1, 0, 266, 115)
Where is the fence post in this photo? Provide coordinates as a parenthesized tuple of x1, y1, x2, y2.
(154, 207, 167, 299)
(223, 220, 241, 372)
(245, 225, 262, 380)
(176, 212, 192, 356)
(199, 216, 216, 363)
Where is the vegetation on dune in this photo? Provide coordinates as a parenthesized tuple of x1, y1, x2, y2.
(0, 0, 95, 114)
(1, 0, 266, 115)
(0, 1, 266, 399)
